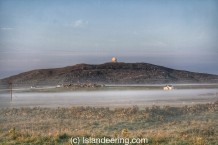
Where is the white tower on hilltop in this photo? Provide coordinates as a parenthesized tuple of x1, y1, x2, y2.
(111, 57, 117, 63)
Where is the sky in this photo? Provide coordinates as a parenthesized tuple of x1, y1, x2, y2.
(0, 0, 218, 78)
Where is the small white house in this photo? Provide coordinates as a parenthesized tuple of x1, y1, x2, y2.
(163, 85, 174, 90)
(56, 84, 62, 88)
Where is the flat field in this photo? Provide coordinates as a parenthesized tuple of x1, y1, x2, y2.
(0, 85, 217, 144)
(0, 102, 217, 145)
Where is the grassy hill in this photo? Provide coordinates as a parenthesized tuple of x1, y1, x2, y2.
(1, 62, 218, 88)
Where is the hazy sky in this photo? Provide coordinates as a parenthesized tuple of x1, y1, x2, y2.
(0, 0, 218, 78)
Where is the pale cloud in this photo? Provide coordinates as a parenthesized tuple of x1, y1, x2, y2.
(72, 19, 88, 28)
(0, 27, 14, 30)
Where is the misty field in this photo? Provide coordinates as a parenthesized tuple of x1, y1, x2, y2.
(1, 87, 218, 108)
(0, 102, 217, 145)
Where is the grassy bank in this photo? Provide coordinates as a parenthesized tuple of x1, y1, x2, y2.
(0, 102, 217, 145)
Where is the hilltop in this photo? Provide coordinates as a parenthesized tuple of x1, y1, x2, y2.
(1, 62, 218, 88)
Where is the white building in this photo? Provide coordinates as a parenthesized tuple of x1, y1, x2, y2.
(111, 57, 117, 63)
(163, 85, 174, 90)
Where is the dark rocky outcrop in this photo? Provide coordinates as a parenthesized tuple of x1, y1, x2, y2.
(63, 83, 104, 89)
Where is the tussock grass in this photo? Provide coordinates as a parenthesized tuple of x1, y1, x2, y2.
(0, 101, 217, 144)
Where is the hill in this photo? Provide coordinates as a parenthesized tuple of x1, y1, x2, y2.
(1, 62, 218, 88)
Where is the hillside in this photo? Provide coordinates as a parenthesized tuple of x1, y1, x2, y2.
(1, 62, 218, 88)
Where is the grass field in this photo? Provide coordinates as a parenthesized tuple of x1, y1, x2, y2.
(0, 101, 217, 145)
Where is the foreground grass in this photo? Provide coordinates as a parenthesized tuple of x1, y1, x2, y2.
(0, 101, 217, 145)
